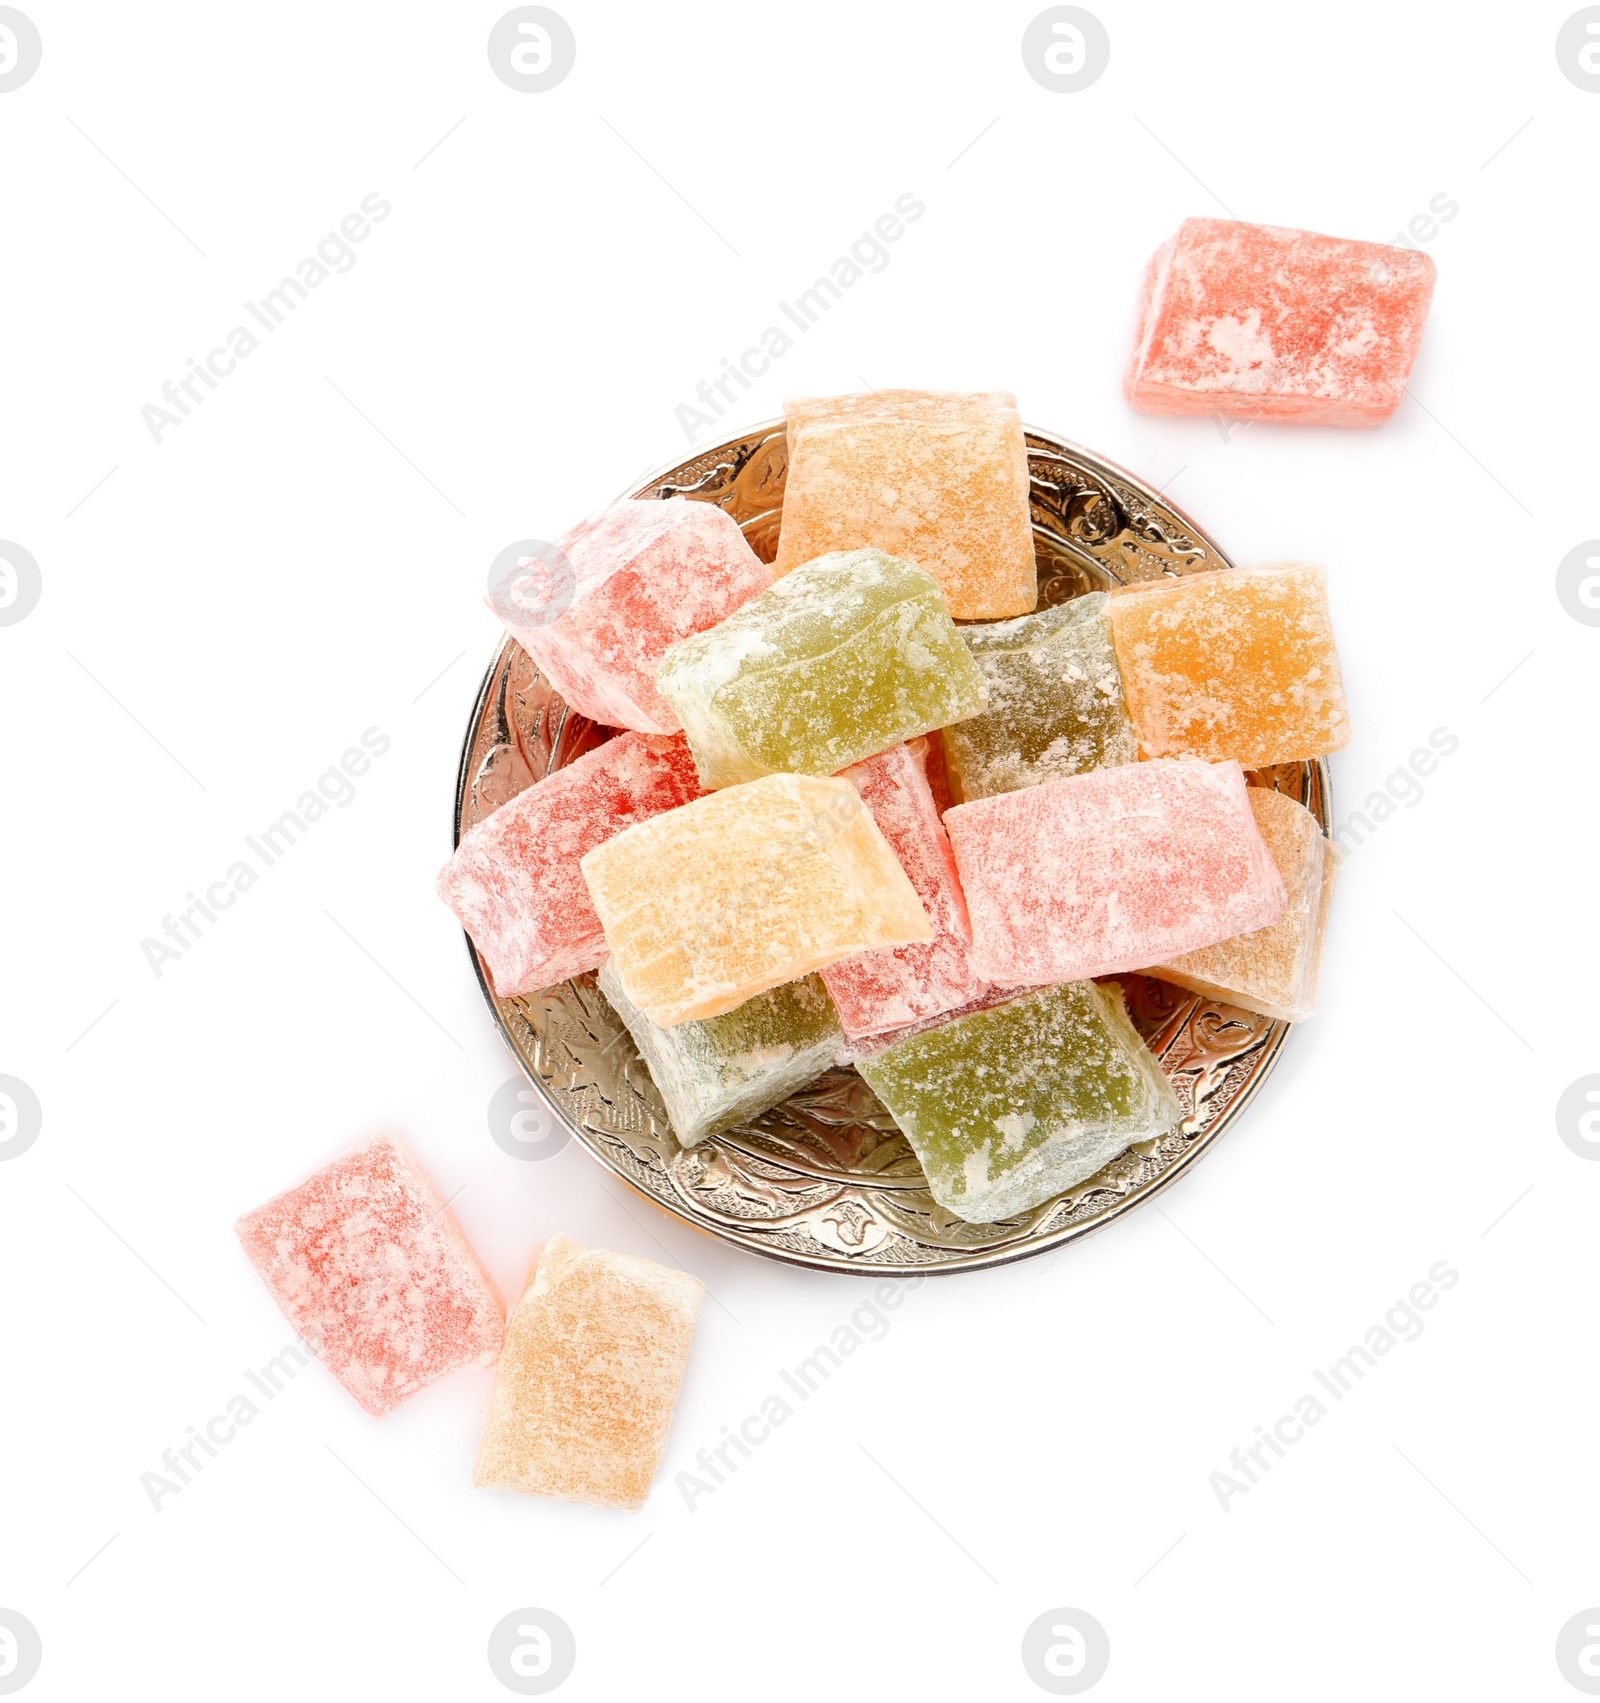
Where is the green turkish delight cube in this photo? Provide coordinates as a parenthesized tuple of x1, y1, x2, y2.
(654, 548, 987, 789)
(943, 593, 1137, 804)
(598, 959, 843, 1148)
(855, 980, 1181, 1222)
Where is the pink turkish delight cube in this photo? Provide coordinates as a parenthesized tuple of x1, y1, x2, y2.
(235, 1133, 504, 1418)
(438, 732, 703, 997)
(1126, 218, 1437, 426)
(491, 497, 772, 732)
(821, 741, 987, 1037)
(945, 759, 1287, 986)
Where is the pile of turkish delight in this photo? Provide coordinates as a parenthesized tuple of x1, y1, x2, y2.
(444, 387, 1351, 1224)
(233, 217, 1425, 1512)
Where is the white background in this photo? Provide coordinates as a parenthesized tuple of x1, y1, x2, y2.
(2, 2, 1596, 1698)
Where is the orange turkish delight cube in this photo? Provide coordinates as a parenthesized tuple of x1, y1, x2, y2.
(581, 773, 932, 1026)
(775, 390, 1036, 619)
(1108, 564, 1350, 768)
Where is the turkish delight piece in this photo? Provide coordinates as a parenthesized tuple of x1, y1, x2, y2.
(820, 741, 987, 1036)
(1125, 218, 1437, 426)
(946, 758, 1287, 986)
(437, 732, 703, 997)
(582, 772, 933, 1026)
(598, 960, 842, 1147)
(834, 981, 1041, 1067)
(774, 390, 1036, 619)
(1108, 564, 1351, 768)
(475, 1234, 701, 1510)
(1152, 789, 1339, 1021)
(1311, 837, 1343, 990)
(921, 728, 957, 816)
(655, 548, 987, 789)
(942, 593, 1138, 803)
(490, 497, 772, 733)
(856, 981, 1182, 1223)
(235, 1133, 503, 1418)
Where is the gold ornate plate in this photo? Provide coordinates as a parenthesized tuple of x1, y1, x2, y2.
(453, 421, 1331, 1275)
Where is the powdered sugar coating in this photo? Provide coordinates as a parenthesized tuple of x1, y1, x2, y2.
(437, 732, 703, 998)
(498, 498, 772, 732)
(598, 960, 841, 1147)
(1108, 563, 1350, 768)
(943, 593, 1138, 802)
(234, 1133, 504, 1418)
(856, 981, 1182, 1223)
(656, 547, 987, 789)
(821, 741, 987, 1037)
(775, 390, 1037, 618)
(835, 981, 1040, 1067)
(581, 772, 934, 1026)
(1152, 788, 1337, 1022)
(1125, 218, 1437, 426)
(475, 1233, 702, 1511)
(946, 759, 1288, 985)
